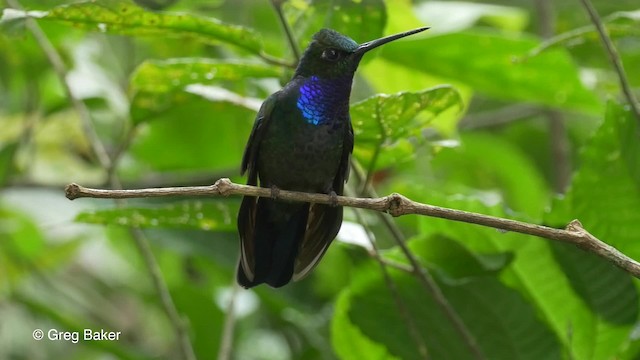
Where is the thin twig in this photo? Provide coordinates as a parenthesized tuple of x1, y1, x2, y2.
(107, 125, 138, 187)
(16, 2, 196, 358)
(459, 104, 542, 130)
(217, 282, 240, 360)
(270, 0, 301, 62)
(577, 0, 640, 121)
(129, 229, 196, 360)
(534, 0, 555, 38)
(258, 51, 297, 68)
(378, 257, 415, 273)
(535, 0, 572, 193)
(65, 178, 640, 280)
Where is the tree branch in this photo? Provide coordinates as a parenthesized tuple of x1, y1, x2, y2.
(65, 178, 640, 279)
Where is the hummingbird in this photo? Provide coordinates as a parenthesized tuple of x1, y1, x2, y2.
(237, 27, 429, 288)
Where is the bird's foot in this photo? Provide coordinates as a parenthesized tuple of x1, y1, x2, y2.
(270, 185, 281, 200)
(328, 190, 339, 207)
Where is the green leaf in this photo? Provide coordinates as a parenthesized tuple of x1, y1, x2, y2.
(550, 242, 638, 325)
(413, 190, 638, 360)
(614, 104, 640, 189)
(543, 101, 640, 358)
(75, 200, 237, 232)
(125, 100, 253, 173)
(350, 85, 463, 169)
(35, 0, 262, 53)
(129, 58, 280, 124)
(381, 30, 602, 113)
(332, 281, 399, 360)
(334, 240, 562, 360)
(550, 101, 640, 258)
(396, 235, 513, 281)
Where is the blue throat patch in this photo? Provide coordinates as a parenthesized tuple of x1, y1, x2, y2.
(296, 76, 332, 126)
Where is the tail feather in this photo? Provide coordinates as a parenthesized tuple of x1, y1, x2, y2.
(293, 203, 342, 280)
(237, 197, 309, 288)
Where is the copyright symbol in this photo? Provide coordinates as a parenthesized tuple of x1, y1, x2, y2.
(33, 329, 44, 341)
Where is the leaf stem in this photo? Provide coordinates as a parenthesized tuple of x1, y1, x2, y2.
(360, 103, 384, 196)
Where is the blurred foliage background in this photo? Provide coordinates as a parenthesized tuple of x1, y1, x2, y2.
(1, 0, 639, 359)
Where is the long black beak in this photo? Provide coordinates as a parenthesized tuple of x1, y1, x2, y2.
(354, 27, 429, 56)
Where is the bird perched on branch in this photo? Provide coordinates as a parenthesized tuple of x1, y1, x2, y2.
(237, 27, 429, 288)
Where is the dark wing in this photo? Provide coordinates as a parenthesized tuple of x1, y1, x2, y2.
(292, 120, 354, 280)
(237, 93, 278, 284)
(241, 93, 279, 181)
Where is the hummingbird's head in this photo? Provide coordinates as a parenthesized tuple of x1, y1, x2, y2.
(294, 27, 429, 79)
(294, 29, 359, 79)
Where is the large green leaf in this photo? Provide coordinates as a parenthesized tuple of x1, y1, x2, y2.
(550, 242, 638, 326)
(28, 0, 262, 53)
(125, 99, 254, 173)
(350, 85, 463, 169)
(75, 200, 237, 231)
(332, 276, 400, 360)
(332, 237, 562, 360)
(543, 101, 640, 358)
(381, 30, 602, 113)
(613, 103, 640, 189)
(548, 101, 640, 258)
(129, 58, 280, 124)
(412, 192, 638, 360)
(402, 235, 514, 281)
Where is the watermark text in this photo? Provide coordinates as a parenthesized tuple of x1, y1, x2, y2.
(32, 328, 122, 344)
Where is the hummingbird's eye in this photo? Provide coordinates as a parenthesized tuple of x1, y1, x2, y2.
(321, 48, 341, 61)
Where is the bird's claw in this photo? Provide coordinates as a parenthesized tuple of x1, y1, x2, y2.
(270, 185, 281, 200)
(329, 190, 338, 207)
